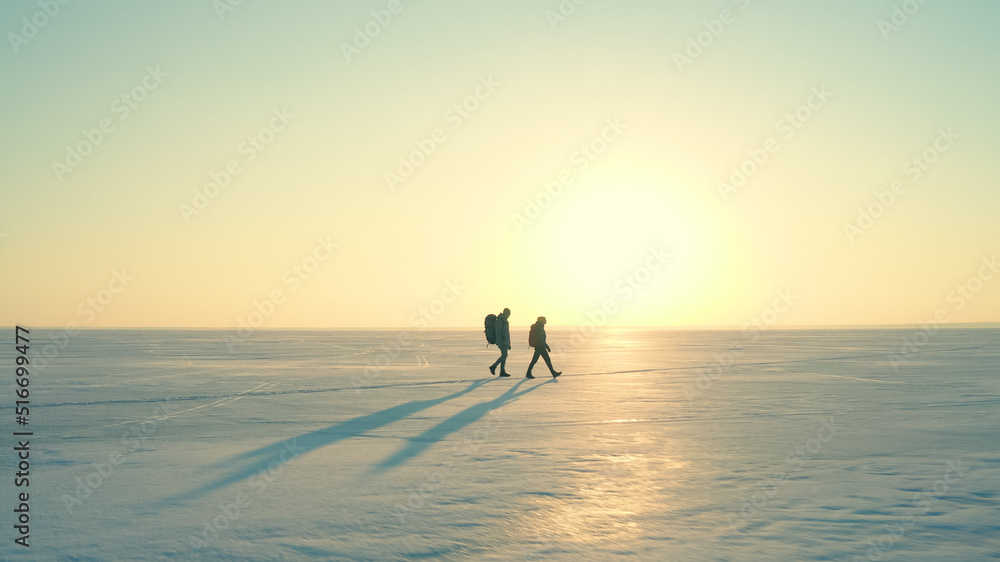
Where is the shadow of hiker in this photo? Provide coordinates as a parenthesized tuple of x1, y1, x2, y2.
(164, 378, 493, 504)
(369, 378, 555, 474)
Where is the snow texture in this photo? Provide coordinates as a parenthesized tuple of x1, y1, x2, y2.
(2, 328, 999, 560)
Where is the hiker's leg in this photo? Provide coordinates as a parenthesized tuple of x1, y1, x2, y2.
(540, 348, 555, 372)
(499, 347, 508, 372)
(527, 348, 541, 373)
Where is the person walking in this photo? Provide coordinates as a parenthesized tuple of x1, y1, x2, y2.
(526, 316, 561, 379)
(489, 308, 512, 377)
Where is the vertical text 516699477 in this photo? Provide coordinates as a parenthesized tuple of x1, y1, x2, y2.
(13, 326, 33, 548)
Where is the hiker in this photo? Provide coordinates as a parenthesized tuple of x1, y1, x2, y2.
(527, 316, 561, 379)
(490, 308, 512, 377)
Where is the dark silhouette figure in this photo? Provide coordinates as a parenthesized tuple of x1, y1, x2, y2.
(489, 308, 512, 377)
(527, 316, 561, 379)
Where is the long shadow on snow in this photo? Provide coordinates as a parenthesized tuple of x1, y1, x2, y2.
(368, 378, 554, 474)
(164, 378, 493, 504)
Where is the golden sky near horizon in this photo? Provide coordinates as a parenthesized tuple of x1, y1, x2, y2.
(1, 1, 999, 329)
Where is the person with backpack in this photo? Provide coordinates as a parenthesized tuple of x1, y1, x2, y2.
(526, 316, 561, 379)
(489, 308, 512, 377)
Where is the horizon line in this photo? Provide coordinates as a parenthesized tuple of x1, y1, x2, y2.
(4, 322, 999, 331)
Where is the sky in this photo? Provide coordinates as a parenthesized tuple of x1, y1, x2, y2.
(1, 0, 998, 329)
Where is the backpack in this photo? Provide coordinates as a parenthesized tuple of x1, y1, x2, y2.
(528, 323, 539, 348)
(484, 314, 498, 345)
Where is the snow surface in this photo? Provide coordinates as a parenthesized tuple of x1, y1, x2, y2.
(2, 327, 999, 560)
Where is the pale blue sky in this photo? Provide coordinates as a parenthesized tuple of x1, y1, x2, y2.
(2, 1, 998, 328)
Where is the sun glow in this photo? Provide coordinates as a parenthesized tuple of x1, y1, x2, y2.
(511, 171, 728, 326)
